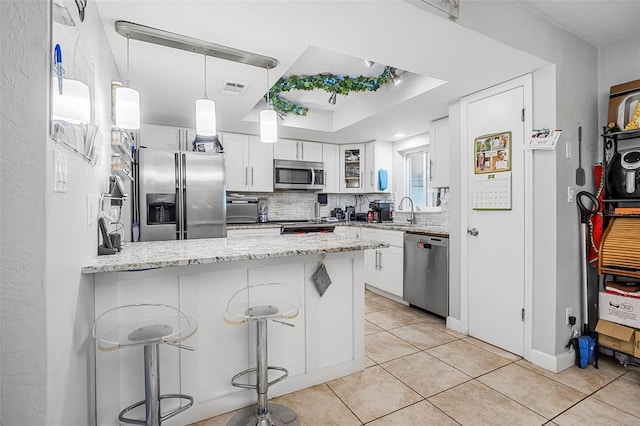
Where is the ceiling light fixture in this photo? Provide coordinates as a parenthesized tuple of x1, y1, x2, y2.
(328, 92, 337, 105)
(260, 66, 277, 143)
(365, 59, 375, 68)
(52, 77, 90, 124)
(114, 21, 277, 70)
(393, 133, 406, 138)
(195, 53, 217, 137)
(114, 35, 140, 129)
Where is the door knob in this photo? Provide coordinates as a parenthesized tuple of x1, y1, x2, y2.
(467, 227, 479, 236)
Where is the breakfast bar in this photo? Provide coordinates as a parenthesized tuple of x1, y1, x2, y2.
(83, 233, 386, 426)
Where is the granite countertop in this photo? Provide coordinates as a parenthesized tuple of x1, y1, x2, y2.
(228, 221, 448, 237)
(82, 234, 387, 274)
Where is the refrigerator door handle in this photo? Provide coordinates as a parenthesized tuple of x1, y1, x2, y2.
(175, 153, 182, 240)
(181, 153, 188, 239)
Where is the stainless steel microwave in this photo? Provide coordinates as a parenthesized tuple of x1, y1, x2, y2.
(274, 159, 325, 190)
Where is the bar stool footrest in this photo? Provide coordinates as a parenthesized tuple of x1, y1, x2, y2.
(118, 394, 194, 425)
(231, 366, 290, 390)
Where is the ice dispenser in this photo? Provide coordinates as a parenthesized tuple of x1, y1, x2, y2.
(147, 193, 176, 224)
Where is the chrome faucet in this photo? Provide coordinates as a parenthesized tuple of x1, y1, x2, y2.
(399, 196, 415, 224)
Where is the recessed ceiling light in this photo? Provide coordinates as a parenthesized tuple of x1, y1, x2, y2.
(393, 133, 406, 138)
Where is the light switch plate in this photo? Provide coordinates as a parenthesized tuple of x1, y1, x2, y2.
(567, 186, 575, 203)
(53, 149, 68, 193)
(87, 194, 98, 226)
(565, 142, 572, 159)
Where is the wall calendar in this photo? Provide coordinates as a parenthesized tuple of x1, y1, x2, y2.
(473, 172, 512, 210)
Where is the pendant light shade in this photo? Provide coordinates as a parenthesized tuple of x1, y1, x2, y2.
(115, 35, 140, 129)
(196, 98, 217, 136)
(260, 66, 277, 143)
(260, 109, 277, 143)
(52, 77, 90, 124)
(115, 86, 140, 129)
(196, 53, 217, 137)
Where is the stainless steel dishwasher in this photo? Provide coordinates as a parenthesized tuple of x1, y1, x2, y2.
(403, 233, 449, 317)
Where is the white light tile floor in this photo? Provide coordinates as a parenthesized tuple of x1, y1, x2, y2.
(192, 290, 640, 425)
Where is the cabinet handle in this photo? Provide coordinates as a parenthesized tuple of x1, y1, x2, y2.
(301, 142, 304, 159)
(296, 142, 300, 159)
(429, 159, 434, 181)
(360, 172, 363, 187)
(370, 170, 374, 188)
(374, 250, 379, 270)
(378, 251, 382, 270)
(245, 167, 249, 186)
(251, 167, 254, 186)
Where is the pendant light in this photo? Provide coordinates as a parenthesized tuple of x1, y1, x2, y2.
(195, 52, 217, 137)
(52, 77, 90, 124)
(260, 66, 277, 143)
(115, 35, 140, 130)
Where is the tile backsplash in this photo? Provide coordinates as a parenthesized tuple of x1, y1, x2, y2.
(231, 191, 446, 231)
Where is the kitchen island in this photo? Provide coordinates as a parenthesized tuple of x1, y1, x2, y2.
(83, 233, 386, 426)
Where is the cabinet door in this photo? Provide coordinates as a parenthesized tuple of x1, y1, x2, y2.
(273, 139, 299, 161)
(300, 141, 323, 162)
(221, 133, 249, 191)
(323, 143, 340, 193)
(248, 136, 274, 192)
(340, 144, 365, 193)
(379, 245, 404, 297)
(364, 140, 393, 193)
(364, 249, 380, 287)
(430, 118, 449, 188)
(139, 124, 179, 150)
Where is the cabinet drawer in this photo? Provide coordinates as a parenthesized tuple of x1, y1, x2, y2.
(361, 228, 404, 247)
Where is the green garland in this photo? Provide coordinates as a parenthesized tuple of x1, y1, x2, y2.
(266, 66, 396, 116)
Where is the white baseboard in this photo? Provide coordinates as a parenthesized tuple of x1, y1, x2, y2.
(527, 348, 575, 373)
(365, 284, 407, 305)
(446, 316, 467, 334)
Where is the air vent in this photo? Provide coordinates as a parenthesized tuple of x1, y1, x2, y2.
(220, 80, 248, 96)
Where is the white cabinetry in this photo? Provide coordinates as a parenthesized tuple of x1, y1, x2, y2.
(221, 133, 273, 192)
(139, 123, 196, 150)
(274, 139, 323, 162)
(340, 144, 365, 193)
(364, 140, 392, 193)
(429, 117, 449, 188)
(322, 143, 340, 193)
(361, 228, 404, 297)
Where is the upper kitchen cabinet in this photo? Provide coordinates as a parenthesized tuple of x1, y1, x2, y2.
(429, 117, 450, 188)
(274, 139, 323, 162)
(221, 133, 273, 192)
(364, 140, 392, 193)
(323, 143, 340, 193)
(139, 123, 196, 151)
(340, 144, 365, 193)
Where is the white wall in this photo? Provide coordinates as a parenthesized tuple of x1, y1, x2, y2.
(1, 1, 49, 424)
(457, 1, 599, 366)
(45, 2, 122, 424)
(2, 0, 120, 423)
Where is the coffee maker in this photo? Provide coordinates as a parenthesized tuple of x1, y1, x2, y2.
(369, 201, 393, 222)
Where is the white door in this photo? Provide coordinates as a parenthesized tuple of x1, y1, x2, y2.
(464, 77, 530, 356)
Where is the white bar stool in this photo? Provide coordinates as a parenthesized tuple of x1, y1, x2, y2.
(93, 303, 197, 426)
(224, 283, 301, 426)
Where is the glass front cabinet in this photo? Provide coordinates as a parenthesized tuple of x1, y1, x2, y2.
(340, 144, 365, 193)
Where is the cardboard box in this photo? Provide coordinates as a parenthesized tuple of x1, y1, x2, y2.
(596, 320, 635, 355)
(635, 331, 640, 358)
(599, 292, 640, 329)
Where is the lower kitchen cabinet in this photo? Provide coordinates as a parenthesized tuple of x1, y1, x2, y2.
(361, 228, 404, 297)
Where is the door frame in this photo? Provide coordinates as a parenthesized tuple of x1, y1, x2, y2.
(459, 74, 533, 359)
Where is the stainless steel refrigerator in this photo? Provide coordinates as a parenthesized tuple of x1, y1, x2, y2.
(138, 147, 226, 241)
